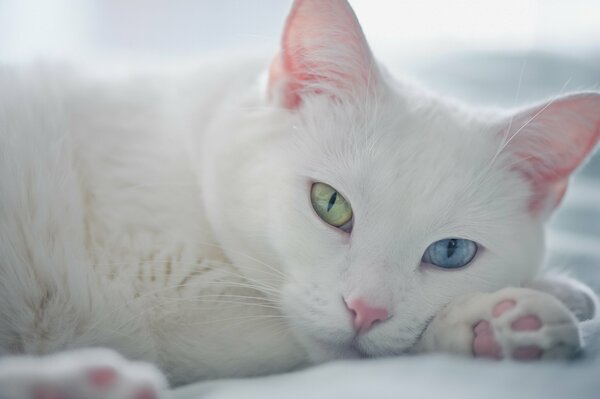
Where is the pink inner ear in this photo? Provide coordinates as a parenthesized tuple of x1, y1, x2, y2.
(268, 0, 377, 108)
(503, 93, 600, 215)
(268, 53, 298, 108)
(528, 178, 569, 214)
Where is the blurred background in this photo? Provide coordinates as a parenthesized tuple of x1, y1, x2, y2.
(1, 0, 599, 283)
(1, 0, 598, 106)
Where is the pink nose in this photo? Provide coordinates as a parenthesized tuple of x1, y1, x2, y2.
(345, 298, 389, 333)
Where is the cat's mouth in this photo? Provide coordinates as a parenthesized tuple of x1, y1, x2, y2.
(348, 342, 375, 359)
(346, 316, 434, 358)
(299, 309, 435, 360)
(344, 338, 418, 359)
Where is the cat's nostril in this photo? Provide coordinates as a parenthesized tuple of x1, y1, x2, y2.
(344, 297, 389, 334)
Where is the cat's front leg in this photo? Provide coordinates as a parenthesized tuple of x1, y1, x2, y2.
(414, 287, 582, 360)
(0, 349, 169, 399)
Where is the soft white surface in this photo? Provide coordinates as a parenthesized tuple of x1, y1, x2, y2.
(173, 349, 600, 399)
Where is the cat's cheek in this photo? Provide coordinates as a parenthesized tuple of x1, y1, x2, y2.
(278, 283, 358, 360)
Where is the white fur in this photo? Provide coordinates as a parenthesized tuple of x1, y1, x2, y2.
(0, 0, 598, 389)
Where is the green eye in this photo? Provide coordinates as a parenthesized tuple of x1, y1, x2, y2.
(310, 182, 353, 228)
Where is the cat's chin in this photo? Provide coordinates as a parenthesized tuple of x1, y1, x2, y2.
(301, 337, 363, 363)
(302, 337, 411, 364)
(290, 320, 424, 363)
(297, 330, 413, 363)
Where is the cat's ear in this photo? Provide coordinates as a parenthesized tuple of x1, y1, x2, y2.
(268, 0, 380, 109)
(501, 92, 600, 217)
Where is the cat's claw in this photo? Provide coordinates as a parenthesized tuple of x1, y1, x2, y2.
(419, 287, 582, 360)
(0, 349, 169, 399)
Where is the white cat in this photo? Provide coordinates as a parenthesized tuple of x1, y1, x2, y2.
(0, 0, 599, 397)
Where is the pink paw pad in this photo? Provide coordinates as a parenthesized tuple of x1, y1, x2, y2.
(473, 320, 502, 358)
(33, 386, 66, 399)
(134, 387, 158, 399)
(472, 299, 544, 360)
(492, 300, 516, 317)
(513, 346, 543, 360)
(511, 315, 542, 331)
(88, 366, 119, 388)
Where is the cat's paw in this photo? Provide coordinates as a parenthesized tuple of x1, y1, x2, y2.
(419, 287, 582, 360)
(0, 348, 169, 399)
(466, 288, 581, 360)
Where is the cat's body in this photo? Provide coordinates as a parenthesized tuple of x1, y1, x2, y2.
(1, 0, 600, 395)
(0, 58, 309, 383)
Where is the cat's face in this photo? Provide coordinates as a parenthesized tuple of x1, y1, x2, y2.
(202, 0, 600, 362)
(268, 92, 546, 360)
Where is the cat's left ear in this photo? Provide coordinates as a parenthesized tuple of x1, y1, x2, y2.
(268, 0, 380, 109)
(501, 92, 600, 217)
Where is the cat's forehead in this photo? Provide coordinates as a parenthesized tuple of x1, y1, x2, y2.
(290, 92, 512, 244)
(294, 93, 497, 190)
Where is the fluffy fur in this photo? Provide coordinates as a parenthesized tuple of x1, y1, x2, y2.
(0, 0, 599, 387)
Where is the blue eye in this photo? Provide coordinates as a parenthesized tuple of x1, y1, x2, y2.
(422, 238, 478, 269)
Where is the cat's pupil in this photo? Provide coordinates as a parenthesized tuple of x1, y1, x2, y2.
(327, 192, 338, 212)
(446, 239, 457, 258)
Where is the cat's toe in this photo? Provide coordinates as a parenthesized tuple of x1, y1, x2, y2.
(512, 346, 543, 360)
(472, 320, 502, 358)
(472, 317, 544, 360)
(33, 385, 67, 399)
(134, 387, 160, 399)
(473, 299, 545, 359)
(87, 366, 120, 389)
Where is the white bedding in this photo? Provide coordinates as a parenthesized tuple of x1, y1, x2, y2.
(173, 347, 600, 399)
(171, 51, 600, 399)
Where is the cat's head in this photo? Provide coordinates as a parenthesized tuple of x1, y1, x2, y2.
(202, 0, 600, 361)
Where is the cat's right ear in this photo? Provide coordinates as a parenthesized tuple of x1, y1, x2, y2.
(499, 92, 600, 218)
(268, 0, 380, 109)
